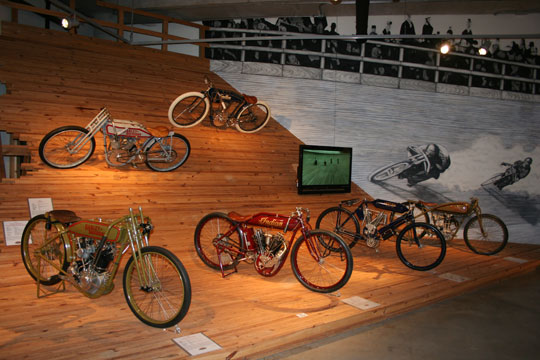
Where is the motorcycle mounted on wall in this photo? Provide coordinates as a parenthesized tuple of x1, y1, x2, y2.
(168, 75, 271, 133)
(39, 107, 191, 172)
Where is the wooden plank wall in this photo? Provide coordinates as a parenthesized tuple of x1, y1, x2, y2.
(1, 22, 539, 360)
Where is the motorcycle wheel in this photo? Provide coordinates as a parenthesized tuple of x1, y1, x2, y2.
(290, 230, 353, 293)
(463, 214, 508, 255)
(123, 246, 191, 328)
(396, 222, 446, 271)
(368, 160, 411, 182)
(39, 126, 95, 169)
(168, 92, 210, 128)
(145, 134, 191, 172)
(481, 173, 504, 188)
(20, 215, 69, 285)
(235, 101, 271, 133)
(315, 206, 361, 248)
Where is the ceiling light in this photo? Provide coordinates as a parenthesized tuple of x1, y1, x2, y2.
(439, 42, 451, 55)
(61, 15, 79, 30)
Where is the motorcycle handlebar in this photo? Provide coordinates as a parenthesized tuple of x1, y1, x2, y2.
(294, 207, 310, 223)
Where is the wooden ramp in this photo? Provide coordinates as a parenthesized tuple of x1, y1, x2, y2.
(0, 22, 539, 359)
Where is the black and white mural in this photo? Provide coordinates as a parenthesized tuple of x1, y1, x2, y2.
(216, 72, 540, 245)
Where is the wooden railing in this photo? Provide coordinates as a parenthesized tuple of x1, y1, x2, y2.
(0, 0, 209, 56)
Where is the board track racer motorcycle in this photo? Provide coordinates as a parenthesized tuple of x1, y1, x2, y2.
(20, 207, 191, 329)
(39, 108, 190, 172)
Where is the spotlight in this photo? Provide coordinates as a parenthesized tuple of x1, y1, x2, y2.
(329, 0, 342, 4)
(478, 40, 491, 56)
(439, 42, 451, 55)
(61, 14, 79, 30)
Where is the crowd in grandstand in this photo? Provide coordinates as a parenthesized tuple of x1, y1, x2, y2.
(203, 16, 539, 93)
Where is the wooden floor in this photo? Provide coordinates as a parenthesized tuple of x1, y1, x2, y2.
(1, 236, 539, 359)
(1, 22, 540, 359)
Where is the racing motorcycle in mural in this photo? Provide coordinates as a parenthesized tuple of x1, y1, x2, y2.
(39, 108, 190, 172)
(20, 207, 191, 329)
(194, 207, 353, 293)
(168, 75, 271, 133)
(368, 144, 451, 186)
(481, 157, 533, 190)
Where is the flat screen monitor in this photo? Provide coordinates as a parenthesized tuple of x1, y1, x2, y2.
(297, 145, 352, 194)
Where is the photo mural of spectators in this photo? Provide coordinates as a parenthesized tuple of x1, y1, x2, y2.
(204, 15, 538, 94)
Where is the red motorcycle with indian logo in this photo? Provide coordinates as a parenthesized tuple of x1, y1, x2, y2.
(194, 207, 353, 293)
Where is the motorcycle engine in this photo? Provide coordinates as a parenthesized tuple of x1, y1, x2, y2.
(362, 208, 386, 248)
(253, 230, 287, 276)
(432, 212, 460, 241)
(68, 237, 116, 294)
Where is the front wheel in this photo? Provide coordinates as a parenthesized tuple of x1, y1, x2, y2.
(123, 246, 191, 328)
(368, 160, 411, 182)
(20, 215, 69, 285)
(290, 230, 353, 293)
(464, 214, 508, 255)
(168, 92, 210, 128)
(396, 223, 446, 271)
(315, 207, 361, 248)
(235, 101, 271, 133)
(145, 134, 191, 172)
(39, 126, 95, 169)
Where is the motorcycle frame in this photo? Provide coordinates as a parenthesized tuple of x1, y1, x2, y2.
(211, 208, 316, 278)
(202, 77, 250, 127)
(34, 207, 154, 299)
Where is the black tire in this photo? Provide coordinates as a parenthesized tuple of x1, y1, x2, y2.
(464, 214, 508, 255)
(290, 230, 353, 293)
(368, 160, 411, 182)
(20, 215, 69, 285)
(396, 222, 446, 271)
(39, 126, 95, 169)
(168, 92, 209, 128)
(123, 246, 191, 328)
(315, 207, 361, 248)
(145, 133, 190, 172)
(481, 173, 504, 188)
(194, 212, 242, 270)
(235, 101, 271, 133)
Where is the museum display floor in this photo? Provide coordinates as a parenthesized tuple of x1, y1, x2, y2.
(265, 267, 540, 360)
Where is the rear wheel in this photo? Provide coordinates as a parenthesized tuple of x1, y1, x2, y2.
(168, 92, 209, 128)
(123, 246, 191, 328)
(145, 134, 190, 172)
(396, 223, 446, 271)
(235, 101, 271, 133)
(20, 215, 68, 285)
(39, 126, 95, 169)
(290, 230, 353, 293)
(315, 207, 361, 248)
(464, 214, 508, 255)
(194, 212, 242, 270)
(368, 160, 411, 182)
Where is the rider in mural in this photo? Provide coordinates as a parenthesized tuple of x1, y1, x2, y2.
(399, 143, 451, 186)
(494, 157, 533, 190)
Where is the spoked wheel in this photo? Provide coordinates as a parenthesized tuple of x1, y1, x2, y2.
(368, 160, 411, 182)
(145, 134, 191, 172)
(20, 215, 68, 285)
(39, 126, 95, 169)
(290, 230, 353, 293)
(194, 212, 242, 270)
(315, 207, 361, 249)
(396, 223, 446, 271)
(235, 101, 271, 133)
(123, 246, 191, 328)
(464, 214, 508, 255)
(168, 92, 210, 128)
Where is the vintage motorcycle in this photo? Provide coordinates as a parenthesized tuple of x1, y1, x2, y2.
(168, 75, 271, 133)
(481, 157, 533, 190)
(194, 207, 353, 293)
(368, 144, 450, 185)
(399, 197, 508, 255)
(39, 107, 190, 171)
(20, 207, 191, 329)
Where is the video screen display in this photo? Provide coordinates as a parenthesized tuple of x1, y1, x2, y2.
(298, 145, 352, 194)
